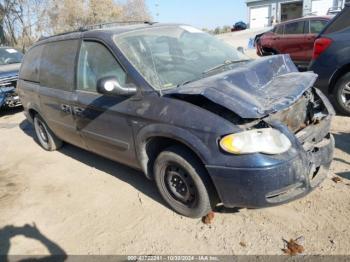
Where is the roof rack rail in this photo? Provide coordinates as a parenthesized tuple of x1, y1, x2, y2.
(38, 21, 155, 42)
(79, 20, 156, 31)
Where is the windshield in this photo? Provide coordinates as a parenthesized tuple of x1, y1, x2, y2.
(114, 25, 249, 90)
(0, 48, 23, 65)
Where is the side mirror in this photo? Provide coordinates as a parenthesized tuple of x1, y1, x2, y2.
(97, 76, 137, 96)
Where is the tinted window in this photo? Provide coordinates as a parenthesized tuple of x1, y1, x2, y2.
(20, 45, 43, 82)
(284, 21, 305, 34)
(324, 7, 350, 34)
(310, 20, 328, 34)
(77, 41, 127, 92)
(276, 25, 284, 35)
(40, 40, 79, 91)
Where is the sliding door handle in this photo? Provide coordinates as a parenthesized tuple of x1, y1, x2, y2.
(61, 104, 71, 113)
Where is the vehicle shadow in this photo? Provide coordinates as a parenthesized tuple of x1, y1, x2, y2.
(0, 107, 23, 117)
(19, 119, 167, 209)
(332, 132, 350, 180)
(19, 119, 236, 216)
(333, 132, 350, 155)
(0, 223, 67, 262)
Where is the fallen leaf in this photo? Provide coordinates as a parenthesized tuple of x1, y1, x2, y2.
(332, 176, 342, 183)
(282, 238, 304, 256)
(239, 241, 247, 247)
(202, 211, 215, 224)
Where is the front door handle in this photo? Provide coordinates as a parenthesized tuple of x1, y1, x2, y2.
(73, 106, 84, 116)
(61, 104, 71, 113)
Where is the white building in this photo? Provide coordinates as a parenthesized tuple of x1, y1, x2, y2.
(246, 0, 348, 28)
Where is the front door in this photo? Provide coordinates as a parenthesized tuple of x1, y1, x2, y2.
(73, 40, 139, 168)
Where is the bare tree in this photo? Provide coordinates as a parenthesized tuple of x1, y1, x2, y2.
(121, 0, 151, 21)
(0, 0, 151, 49)
(87, 0, 122, 25)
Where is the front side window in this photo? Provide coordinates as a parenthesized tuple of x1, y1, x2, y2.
(284, 21, 305, 34)
(310, 20, 329, 34)
(77, 41, 127, 92)
(114, 25, 249, 90)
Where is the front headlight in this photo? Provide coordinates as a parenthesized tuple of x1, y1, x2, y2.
(219, 128, 291, 155)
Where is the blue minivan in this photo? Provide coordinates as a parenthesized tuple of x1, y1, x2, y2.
(18, 23, 334, 218)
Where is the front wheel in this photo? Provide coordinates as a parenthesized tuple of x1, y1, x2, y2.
(333, 73, 350, 116)
(154, 146, 214, 218)
(34, 114, 63, 151)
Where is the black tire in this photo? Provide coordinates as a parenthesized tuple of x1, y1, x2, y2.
(154, 146, 215, 218)
(33, 114, 63, 151)
(262, 48, 277, 56)
(333, 73, 350, 116)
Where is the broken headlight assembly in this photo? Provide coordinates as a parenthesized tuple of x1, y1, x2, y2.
(220, 128, 291, 155)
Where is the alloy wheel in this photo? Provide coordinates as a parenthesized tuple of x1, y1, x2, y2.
(340, 82, 350, 110)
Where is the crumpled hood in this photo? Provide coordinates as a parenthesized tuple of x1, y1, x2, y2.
(165, 55, 318, 118)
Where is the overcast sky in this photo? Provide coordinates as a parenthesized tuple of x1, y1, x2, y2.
(146, 0, 247, 29)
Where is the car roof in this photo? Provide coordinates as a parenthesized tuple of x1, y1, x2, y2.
(275, 16, 333, 27)
(33, 23, 183, 47)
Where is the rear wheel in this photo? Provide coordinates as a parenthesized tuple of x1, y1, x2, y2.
(34, 114, 63, 151)
(154, 146, 214, 218)
(333, 73, 350, 116)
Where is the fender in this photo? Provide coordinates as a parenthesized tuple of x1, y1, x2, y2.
(135, 123, 213, 178)
(329, 62, 350, 93)
(24, 102, 42, 124)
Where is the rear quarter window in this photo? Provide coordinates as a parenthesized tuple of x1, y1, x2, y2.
(19, 45, 43, 82)
(40, 40, 79, 91)
(310, 20, 329, 34)
(324, 7, 350, 34)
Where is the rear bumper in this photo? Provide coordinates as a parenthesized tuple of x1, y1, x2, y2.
(206, 133, 334, 209)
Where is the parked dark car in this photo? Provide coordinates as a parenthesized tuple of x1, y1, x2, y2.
(231, 21, 247, 32)
(309, 3, 350, 115)
(257, 16, 332, 69)
(18, 23, 334, 218)
(0, 47, 23, 109)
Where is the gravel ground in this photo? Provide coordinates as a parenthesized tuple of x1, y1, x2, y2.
(0, 109, 349, 256)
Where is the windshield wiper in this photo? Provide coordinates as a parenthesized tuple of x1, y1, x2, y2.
(177, 77, 202, 88)
(203, 59, 251, 75)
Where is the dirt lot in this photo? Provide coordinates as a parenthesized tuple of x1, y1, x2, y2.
(0, 109, 349, 256)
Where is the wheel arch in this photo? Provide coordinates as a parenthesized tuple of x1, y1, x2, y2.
(329, 63, 350, 94)
(135, 124, 212, 180)
(261, 46, 278, 56)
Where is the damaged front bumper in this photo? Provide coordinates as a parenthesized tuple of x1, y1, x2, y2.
(206, 88, 335, 208)
(0, 87, 21, 109)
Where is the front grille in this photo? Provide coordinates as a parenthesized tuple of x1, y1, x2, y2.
(270, 95, 309, 133)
